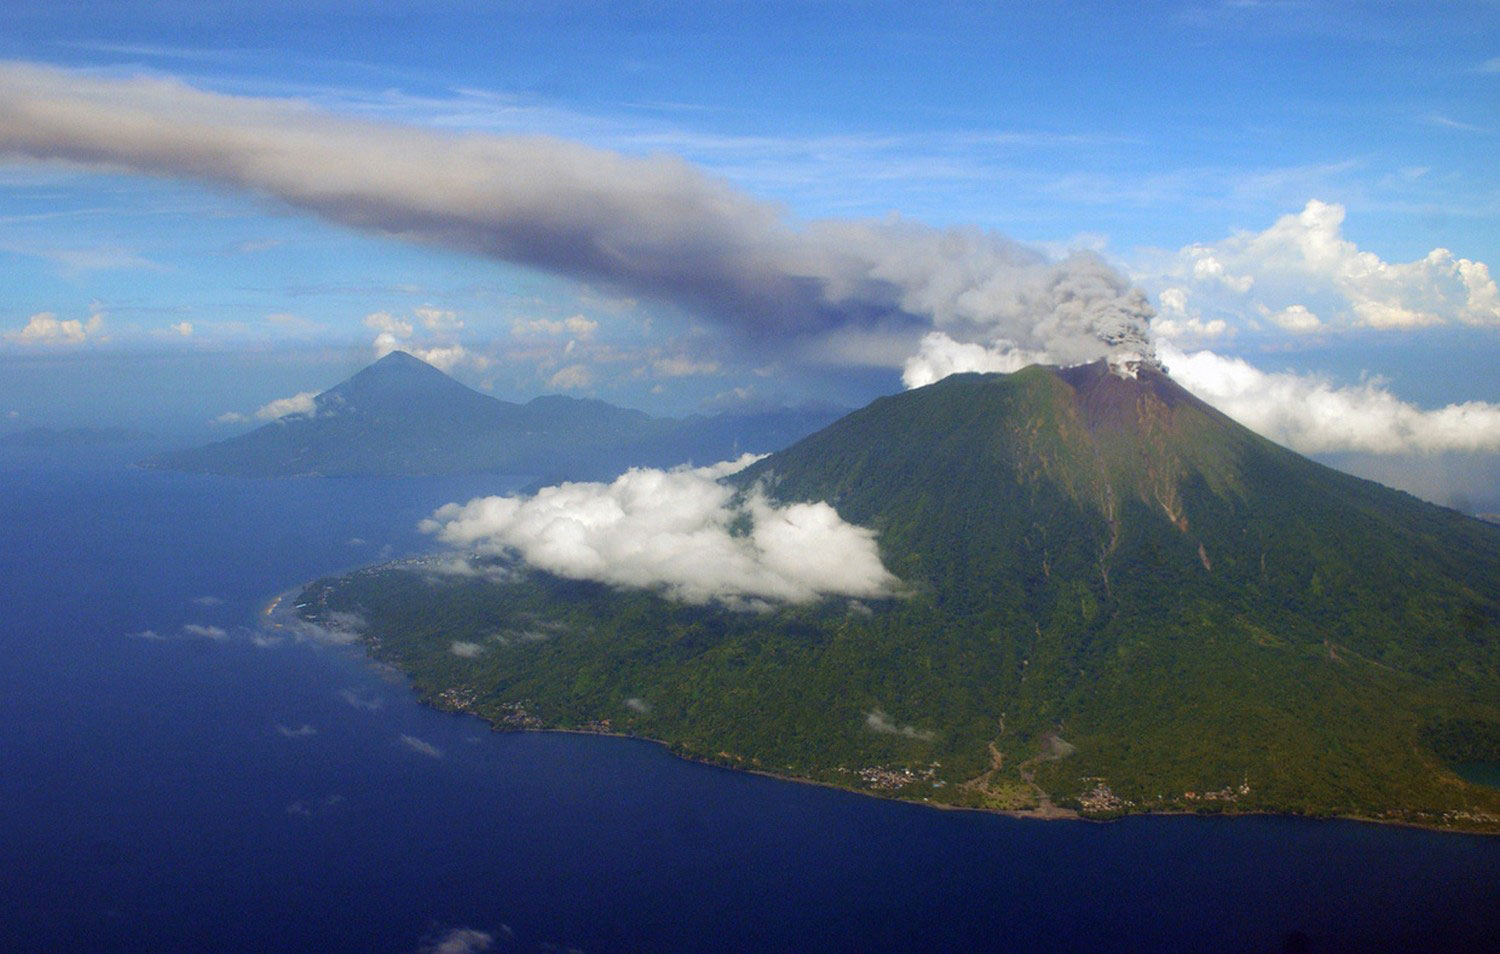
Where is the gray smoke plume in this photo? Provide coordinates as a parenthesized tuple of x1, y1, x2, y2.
(0, 61, 1155, 363)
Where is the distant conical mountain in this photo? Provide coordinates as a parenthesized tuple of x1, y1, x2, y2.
(146, 351, 842, 478)
(298, 360, 1500, 830)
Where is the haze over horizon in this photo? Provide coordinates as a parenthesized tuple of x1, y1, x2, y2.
(2, 1, 1499, 507)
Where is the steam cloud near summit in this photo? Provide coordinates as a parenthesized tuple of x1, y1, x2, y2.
(0, 62, 1154, 367)
(420, 455, 899, 606)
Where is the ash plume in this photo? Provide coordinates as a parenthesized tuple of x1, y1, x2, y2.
(0, 61, 1154, 365)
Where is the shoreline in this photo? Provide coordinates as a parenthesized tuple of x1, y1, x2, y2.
(497, 723, 1500, 836)
(407, 690, 1500, 837)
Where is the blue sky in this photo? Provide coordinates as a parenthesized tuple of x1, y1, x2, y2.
(1, 1, 1499, 503)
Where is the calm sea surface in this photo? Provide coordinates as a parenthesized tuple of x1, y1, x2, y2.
(2, 443, 1498, 954)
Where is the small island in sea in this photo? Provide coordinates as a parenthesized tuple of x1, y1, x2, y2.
(297, 362, 1500, 832)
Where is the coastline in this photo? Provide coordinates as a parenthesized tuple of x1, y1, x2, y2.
(496, 724, 1500, 836)
(266, 585, 1500, 838)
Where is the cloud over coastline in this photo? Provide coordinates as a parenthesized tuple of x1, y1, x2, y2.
(421, 455, 899, 606)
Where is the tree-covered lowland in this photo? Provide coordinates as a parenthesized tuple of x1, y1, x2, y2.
(298, 362, 1500, 831)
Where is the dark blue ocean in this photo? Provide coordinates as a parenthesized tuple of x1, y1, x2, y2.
(3, 442, 1499, 954)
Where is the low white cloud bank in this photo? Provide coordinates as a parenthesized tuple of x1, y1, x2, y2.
(416, 927, 499, 954)
(421, 455, 900, 606)
(283, 611, 366, 646)
(398, 734, 443, 758)
(339, 687, 384, 711)
(0, 62, 1155, 368)
(1160, 344, 1500, 454)
(865, 709, 935, 741)
(1144, 200, 1500, 344)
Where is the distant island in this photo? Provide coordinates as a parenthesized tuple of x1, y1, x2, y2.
(145, 350, 842, 479)
(297, 361, 1500, 832)
(2, 425, 154, 448)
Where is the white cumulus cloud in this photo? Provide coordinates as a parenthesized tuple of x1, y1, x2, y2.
(1143, 200, 1500, 335)
(255, 391, 318, 421)
(1160, 344, 1500, 454)
(408, 343, 485, 372)
(901, 332, 1051, 389)
(420, 455, 900, 606)
(415, 306, 462, 335)
(366, 308, 489, 372)
(4, 310, 104, 345)
(1149, 287, 1230, 344)
(547, 363, 592, 390)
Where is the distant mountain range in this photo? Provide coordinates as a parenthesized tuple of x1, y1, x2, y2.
(300, 359, 1500, 830)
(144, 351, 843, 478)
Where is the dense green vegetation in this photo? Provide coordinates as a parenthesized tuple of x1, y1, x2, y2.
(298, 361, 1500, 831)
(146, 350, 839, 478)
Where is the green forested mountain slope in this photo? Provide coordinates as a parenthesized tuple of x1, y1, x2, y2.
(297, 361, 1500, 829)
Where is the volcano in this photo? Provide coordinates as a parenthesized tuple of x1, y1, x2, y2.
(145, 351, 841, 478)
(298, 361, 1500, 829)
